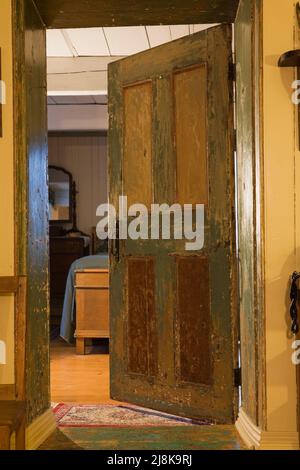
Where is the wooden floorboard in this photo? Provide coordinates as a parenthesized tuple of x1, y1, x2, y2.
(49, 339, 245, 450)
(40, 426, 245, 450)
(51, 339, 122, 404)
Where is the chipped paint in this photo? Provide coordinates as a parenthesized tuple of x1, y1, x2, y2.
(109, 25, 238, 424)
(34, 0, 240, 29)
(39, 425, 245, 450)
(235, 0, 265, 427)
(13, 0, 50, 424)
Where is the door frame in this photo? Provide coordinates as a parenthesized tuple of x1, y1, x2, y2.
(235, 0, 266, 431)
(11, 0, 266, 429)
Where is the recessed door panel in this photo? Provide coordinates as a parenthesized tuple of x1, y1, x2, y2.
(123, 82, 153, 208)
(174, 65, 208, 205)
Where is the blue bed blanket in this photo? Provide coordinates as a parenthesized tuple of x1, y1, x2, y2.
(60, 254, 109, 343)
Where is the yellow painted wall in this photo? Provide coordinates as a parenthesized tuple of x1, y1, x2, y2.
(263, 0, 298, 431)
(0, 0, 15, 385)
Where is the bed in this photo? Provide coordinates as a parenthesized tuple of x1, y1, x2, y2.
(60, 254, 109, 346)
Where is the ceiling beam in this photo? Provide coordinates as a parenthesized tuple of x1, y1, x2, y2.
(35, 0, 239, 29)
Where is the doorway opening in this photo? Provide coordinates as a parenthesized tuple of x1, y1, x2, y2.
(45, 22, 240, 425)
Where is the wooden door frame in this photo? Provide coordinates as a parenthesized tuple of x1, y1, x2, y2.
(12, 0, 265, 428)
(32, 0, 240, 28)
(235, 0, 266, 431)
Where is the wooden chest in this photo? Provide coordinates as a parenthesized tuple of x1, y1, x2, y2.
(75, 269, 109, 355)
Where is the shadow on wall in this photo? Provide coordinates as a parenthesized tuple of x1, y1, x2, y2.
(264, 55, 296, 102)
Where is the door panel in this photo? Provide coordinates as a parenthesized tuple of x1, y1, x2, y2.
(127, 257, 157, 377)
(174, 65, 208, 205)
(123, 82, 153, 208)
(176, 256, 211, 386)
(109, 24, 237, 423)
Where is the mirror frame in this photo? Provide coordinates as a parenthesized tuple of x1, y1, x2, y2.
(48, 165, 73, 225)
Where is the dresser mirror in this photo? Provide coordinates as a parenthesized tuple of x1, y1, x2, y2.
(49, 166, 73, 224)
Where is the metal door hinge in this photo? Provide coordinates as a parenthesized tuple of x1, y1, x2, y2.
(233, 128, 237, 152)
(229, 62, 236, 82)
(234, 367, 242, 388)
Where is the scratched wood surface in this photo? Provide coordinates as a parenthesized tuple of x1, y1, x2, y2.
(174, 65, 208, 205)
(13, 0, 49, 424)
(123, 82, 153, 208)
(127, 258, 157, 377)
(109, 25, 238, 423)
(34, 0, 240, 29)
(176, 257, 211, 385)
(235, 0, 265, 427)
(39, 425, 245, 450)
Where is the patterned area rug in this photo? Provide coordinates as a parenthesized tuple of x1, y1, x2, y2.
(53, 404, 213, 428)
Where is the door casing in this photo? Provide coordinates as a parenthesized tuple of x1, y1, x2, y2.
(12, 0, 265, 428)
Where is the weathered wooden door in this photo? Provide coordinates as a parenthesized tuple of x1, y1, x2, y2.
(108, 24, 238, 423)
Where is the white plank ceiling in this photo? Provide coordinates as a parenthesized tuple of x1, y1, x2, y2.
(47, 23, 218, 125)
(47, 25, 218, 57)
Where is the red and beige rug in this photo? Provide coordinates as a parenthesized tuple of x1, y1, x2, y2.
(53, 403, 212, 428)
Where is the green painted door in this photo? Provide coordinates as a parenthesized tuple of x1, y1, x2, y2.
(108, 24, 238, 423)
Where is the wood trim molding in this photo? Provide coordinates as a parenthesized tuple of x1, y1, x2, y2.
(25, 408, 56, 450)
(253, 0, 267, 431)
(10, 408, 56, 450)
(15, 276, 27, 401)
(13, 0, 28, 277)
(0, 384, 15, 400)
(236, 408, 300, 450)
(33, 0, 240, 29)
(235, 408, 261, 449)
(13, 0, 50, 424)
(234, 0, 266, 430)
(75, 329, 110, 338)
(0, 276, 19, 293)
(259, 431, 300, 451)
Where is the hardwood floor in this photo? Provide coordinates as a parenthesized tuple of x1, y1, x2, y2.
(50, 338, 121, 404)
(48, 339, 245, 450)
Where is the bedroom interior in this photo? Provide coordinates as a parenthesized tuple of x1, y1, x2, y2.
(47, 97, 112, 401)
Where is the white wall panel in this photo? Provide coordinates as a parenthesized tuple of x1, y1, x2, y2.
(48, 104, 108, 131)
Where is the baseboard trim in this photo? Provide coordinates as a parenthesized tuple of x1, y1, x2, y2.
(259, 431, 300, 450)
(236, 408, 300, 450)
(0, 384, 15, 400)
(26, 408, 57, 450)
(235, 408, 261, 449)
